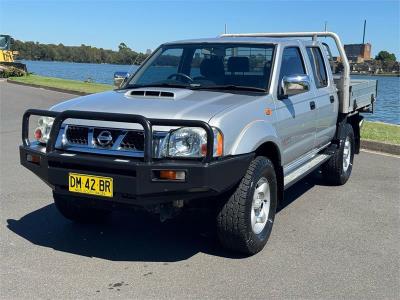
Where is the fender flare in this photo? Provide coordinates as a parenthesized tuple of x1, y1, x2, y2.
(230, 120, 282, 158)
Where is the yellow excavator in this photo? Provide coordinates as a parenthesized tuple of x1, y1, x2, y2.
(0, 34, 27, 72)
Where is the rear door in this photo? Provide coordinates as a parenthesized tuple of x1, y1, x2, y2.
(274, 46, 317, 165)
(305, 45, 338, 147)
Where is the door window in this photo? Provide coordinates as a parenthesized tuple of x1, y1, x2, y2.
(306, 47, 328, 88)
(279, 47, 306, 80)
(278, 47, 307, 95)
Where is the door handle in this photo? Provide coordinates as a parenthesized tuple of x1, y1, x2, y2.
(330, 96, 335, 103)
(310, 101, 316, 110)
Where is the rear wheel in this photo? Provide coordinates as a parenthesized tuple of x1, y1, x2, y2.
(216, 156, 278, 255)
(322, 123, 355, 185)
(53, 192, 111, 223)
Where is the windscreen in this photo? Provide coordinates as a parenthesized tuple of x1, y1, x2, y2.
(0, 35, 11, 50)
(127, 43, 275, 91)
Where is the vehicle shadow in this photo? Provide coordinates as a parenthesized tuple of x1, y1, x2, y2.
(6, 205, 229, 262)
(7, 172, 323, 262)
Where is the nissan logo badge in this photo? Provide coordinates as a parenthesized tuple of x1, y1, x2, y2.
(97, 130, 113, 147)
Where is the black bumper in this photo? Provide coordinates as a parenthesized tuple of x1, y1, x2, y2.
(20, 109, 253, 206)
(20, 146, 253, 206)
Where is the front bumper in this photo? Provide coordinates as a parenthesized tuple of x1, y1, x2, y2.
(20, 109, 254, 206)
(20, 146, 253, 206)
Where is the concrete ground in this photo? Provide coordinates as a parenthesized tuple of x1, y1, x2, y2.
(1, 81, 399, 299)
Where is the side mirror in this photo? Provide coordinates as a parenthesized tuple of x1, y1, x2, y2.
(281, 75, 311, 97)
(114, 71, 130, 88)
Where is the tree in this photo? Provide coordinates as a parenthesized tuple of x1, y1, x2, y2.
(11, 40, 149, 65)
(375, 51, 396, 62)
(118, 42, 128, 51)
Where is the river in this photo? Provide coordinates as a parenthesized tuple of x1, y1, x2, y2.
(22, 60, 399, 124)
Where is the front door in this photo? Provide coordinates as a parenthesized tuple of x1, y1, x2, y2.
(274, 46, 317, 166)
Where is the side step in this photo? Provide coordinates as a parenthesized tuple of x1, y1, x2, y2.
(284, 154, 331, 189)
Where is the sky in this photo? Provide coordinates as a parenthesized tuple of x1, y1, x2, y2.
(1, 0, 399, 58)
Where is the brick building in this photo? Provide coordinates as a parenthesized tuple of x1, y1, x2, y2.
(344, 43, 372, 62)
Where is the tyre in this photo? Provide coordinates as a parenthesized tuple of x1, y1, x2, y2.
(322, 123, 355, 185)
(216, 156, 278, 255)
(53, 192, 111, 223)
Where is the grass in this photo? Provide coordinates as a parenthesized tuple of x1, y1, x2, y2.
(9, 74, 113, 94)
(361, 121, 400, 145)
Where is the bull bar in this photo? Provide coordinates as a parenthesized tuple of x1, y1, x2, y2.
(22, 109, 215, 162)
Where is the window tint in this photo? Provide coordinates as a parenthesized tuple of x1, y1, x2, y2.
(279, 47, 306, 84)
(306, 47, 328, 88)
(190, 47, 274, 77)
(224, 47, 273, 74)
(321, 43, 336, 74)
(189, 46, 274, 87)
(190, 49, 206, 78)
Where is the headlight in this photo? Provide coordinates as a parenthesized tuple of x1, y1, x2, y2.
(159, 127, 223, 158)
(34, 116, 54, 143)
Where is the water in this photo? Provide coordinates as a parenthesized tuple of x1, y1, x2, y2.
(21, 60, 399, 124)
(22, 60, 139, 85)
(352, 75, 399, 125)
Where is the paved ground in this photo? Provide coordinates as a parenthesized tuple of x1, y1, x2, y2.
(1, 81, 399, 299)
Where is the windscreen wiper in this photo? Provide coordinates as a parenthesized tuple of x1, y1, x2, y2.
(192, 85, 266, 92)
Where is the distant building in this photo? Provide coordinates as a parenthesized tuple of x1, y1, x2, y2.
(344, 43, 372, 63)
(146, 49, 152, 55)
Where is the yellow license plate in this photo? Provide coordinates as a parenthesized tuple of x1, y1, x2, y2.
(68, 173, 113, 198)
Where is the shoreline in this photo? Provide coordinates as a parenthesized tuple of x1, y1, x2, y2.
(20, 59, 141, 67)
(8, 74, 113, 94)
(350, 73, 399, 77)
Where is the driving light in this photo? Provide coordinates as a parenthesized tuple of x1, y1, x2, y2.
(154, 170, 186, 181)
(26, 153, 41, 164)
(34, 116, 54, 143)
(159, 127, 223, 158)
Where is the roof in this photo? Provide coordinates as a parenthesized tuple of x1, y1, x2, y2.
(164, 36, 299, 45)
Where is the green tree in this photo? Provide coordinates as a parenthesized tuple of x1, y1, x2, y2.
(118, 42, 128, 51)
(12, 39, 149, 65)
(375, 51, 396, 62)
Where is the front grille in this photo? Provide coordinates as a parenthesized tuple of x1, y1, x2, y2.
(62, 125, 149, 155)
(120, 131, 144, 151)
(66, 126, 88, 145)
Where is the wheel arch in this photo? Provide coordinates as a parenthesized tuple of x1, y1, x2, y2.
(254, 141, 282, 167)
(228, 121, 283, 202)
(336, 113, 362, 154)
(347, 113, 363, 154)
(254, 141, 284, 203)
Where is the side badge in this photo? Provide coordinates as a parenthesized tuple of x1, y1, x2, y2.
(264, 108, 273, 116)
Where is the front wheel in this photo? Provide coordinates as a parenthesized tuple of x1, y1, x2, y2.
(322, 123, 355, 185)
(216, 156, 278, 255)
